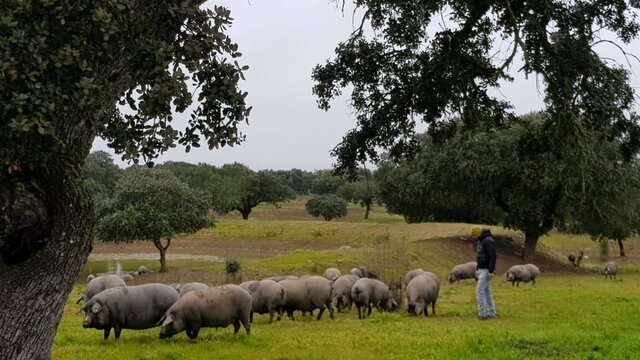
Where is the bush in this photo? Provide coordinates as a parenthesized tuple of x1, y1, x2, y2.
(305, 195, 348, 221)
(225, 258, 242, 281)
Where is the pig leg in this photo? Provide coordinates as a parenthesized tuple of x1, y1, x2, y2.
(240, 315, 251, 335)
(114, 325, 122, 340)
(103, 326, 111, 340)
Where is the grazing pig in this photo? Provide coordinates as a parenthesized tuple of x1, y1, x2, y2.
(159, 285, 251, 339)
(323, 267, 342, 282)
(448, 262, 478, 284)
(120, 274, 134, 283)
(349, 267, 368, 278)
(280, 276, 334, 321)
(77, 274, 126, 304)
(239, 280, 260, 294)
(523, 264, 540, 281)
(404, 269, 425, 287)
(82, 283, 179, 340)
(264, 275, 298, 282)
(406, 273, 440, 317)
(137, 266, 150, 276)
(602, 261, 619, 280)
(248, 280, 286, 323)
(333, 274, 359, 312)
(351, 278, 398, 319)
(173, 282, 209, 297)
(505, 265, 537, 287)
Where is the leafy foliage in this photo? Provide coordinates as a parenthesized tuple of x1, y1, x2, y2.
(1, 0, 251, 171)
(305, 194, 348, 221)
(0, 1, 250, 357)
(83, 151, 122, 203)
(224, 258, 242, 280)
(97, 168, 211, 241)
(314, 0, 640, 175)
(211, 163, 296, 220)
(374, 112, 640, 258)
(336, 169, 378, 219)
(310, 170, 346, 195)
(96, 168, 211, 271)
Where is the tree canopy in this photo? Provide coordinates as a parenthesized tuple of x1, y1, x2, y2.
(336, 169, 378, 219)
(374, 113, 640, 258)
(208, 163, 296, 220)
(83, 151, 122, 203)
(305, 194, 348, 221)
(96, 168, 211, 272)
(0, 2, 250, 357)
(314, 1, 640, 175)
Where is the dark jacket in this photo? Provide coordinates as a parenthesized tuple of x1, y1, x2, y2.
(476, 230, 496, 273)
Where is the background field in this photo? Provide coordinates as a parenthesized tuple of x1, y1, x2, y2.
(54, 198, 640, 359)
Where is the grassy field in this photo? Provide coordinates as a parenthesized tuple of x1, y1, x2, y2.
(55, 197, 640, 359)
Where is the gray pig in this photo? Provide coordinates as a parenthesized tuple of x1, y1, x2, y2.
(323, 267, 342, 282)
(280, 276, 334, 321)
(351, 278, 398, 319)
(77, 274, 126, 304)
(333, 274, 359, 312)
(239, 280, 260, 293)
(404, 269, 425, 287)
(349, 267, 368, 278)
(602, 261, 618, 279)
(249, 279, 286, 323)
(448, 262, 478, 284)
(505, 265, 537, 287)
(159, 285, 251, 339)
(264, 275, 298, 282)
(82, 283, 179, 340)
(406, 273, 440, 317)
(175, 282, 209, 297)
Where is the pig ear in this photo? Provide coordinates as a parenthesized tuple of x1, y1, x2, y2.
(91, 302, 102, 314)
(160, 314, 174, 327)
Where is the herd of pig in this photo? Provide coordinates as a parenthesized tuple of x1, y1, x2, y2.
(77, 259, 620, 341)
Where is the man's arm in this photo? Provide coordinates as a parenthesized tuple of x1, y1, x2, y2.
(487, 239, 497, 274)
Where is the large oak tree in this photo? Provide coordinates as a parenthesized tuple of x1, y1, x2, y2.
(314, 1, 640, 257)
(376, 114, 640, 259)
(0, 1, 249, 358)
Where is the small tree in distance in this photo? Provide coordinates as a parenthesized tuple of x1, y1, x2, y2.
(305, 195, 348, 221)
(97, 169, 211, 273)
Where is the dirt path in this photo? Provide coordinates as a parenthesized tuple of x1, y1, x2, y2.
(88, 253, 224, 262)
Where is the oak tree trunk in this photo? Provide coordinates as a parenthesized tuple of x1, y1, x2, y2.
(364, 202, 371, 220)
(618, 238, 626, 257)
(153, 238, 171, 273)
(0, 171, 94, 359)
(523, 231, 539, 261)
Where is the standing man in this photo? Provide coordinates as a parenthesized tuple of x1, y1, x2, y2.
(472, 225, 496, 320)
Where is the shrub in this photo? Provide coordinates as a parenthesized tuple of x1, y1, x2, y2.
(225, 258, 242, 281)
(305, 194, 348, 221)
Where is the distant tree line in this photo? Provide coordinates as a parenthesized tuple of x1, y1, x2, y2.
(83, 152, 375, 221)
(86, 115, 640, 260)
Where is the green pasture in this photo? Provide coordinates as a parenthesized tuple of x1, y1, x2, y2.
(57, 198, 640, 359)
(55, 275, 640, 360)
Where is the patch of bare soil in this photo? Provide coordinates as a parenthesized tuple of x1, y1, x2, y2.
(90, 236, 335, 260)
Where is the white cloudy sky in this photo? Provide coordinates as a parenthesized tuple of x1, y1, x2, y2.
(93, 0, 640, 170)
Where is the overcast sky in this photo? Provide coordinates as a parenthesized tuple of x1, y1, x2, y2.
(93, 0, 640, 170)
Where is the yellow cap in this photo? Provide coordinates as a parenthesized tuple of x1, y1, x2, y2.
(471, 225, 482, 237)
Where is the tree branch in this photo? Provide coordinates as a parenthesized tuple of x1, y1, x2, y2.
(591, 39, 640, 68)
